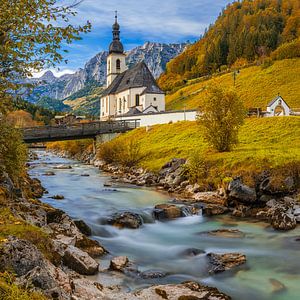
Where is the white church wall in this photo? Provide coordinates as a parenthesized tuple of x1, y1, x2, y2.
(143, 93, 165, 111)
(266, 97, 290, 117)
(115, 110, 197, 127)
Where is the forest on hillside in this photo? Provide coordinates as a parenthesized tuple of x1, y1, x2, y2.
(158, 0, 300, 91)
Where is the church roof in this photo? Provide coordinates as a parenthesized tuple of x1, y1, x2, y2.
(267, 95, 290, 108)
(102, 61, 165, 96)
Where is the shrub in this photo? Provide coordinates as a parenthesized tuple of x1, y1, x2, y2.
(97, 138, 143, 167)
(0, 119, 27, 182)
(185, 151, 208, 184)
(197, 86, 246, 152)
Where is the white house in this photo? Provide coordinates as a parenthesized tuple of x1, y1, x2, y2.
(100, 13, 165, 121)
(266, 95, 291, 117)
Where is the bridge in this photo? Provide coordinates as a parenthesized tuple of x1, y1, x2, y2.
(21, 120, 140, 143)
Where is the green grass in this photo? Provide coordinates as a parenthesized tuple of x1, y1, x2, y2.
(166, 59, 300, 111)
(0, 272, 46, 300)
(108, 117, 300, 187)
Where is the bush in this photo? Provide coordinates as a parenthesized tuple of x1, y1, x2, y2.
(0, 119, 27, 182)
(98, 139, 143, 168)
(197, 86, 246, 152)
(185, 151, 208, 184)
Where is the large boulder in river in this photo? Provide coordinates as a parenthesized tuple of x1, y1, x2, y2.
(207, 252, 247, 274)
(63, 245, 99, 275)
(153, 204, 182, 220)
(228, 178, 256, 204)
(270, 206, 297, 231)
(107, 211, 143, 229)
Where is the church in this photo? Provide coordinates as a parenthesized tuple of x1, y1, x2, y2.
(100, 13, 165, 120)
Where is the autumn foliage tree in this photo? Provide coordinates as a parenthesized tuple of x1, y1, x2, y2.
(0, 0, 91, 181)
(158, 0, 300, 91)
(0, 0, 91, 113)
(197, 86, 246, 152)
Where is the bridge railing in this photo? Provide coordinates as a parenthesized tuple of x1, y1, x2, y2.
(22, 119, 140, 142)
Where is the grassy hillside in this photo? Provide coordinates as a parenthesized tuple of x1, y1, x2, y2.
(105, 117, 300, 187)
(166, 58, 300, 110)
(63, 86, 102, 117)
(158, 0, 300, 91)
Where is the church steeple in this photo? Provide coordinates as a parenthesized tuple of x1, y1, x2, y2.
(106, 12, 127, 87)
(109, 11, 124, 54)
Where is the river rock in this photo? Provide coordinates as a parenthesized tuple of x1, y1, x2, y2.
(159, 158, 186, 177)
(269, 278, 286, 294)
(270, 206, 297, 231)
(63, 245, 99, 275)
(135, 281, 231, 300)
(74, 219, 92, 236)
(109, 256, 129, 272)
(51, 194, 65, 200)
(53, 164, 72, 169)
(207, 252, 247, 274)
(153, 204, 182, 220)
(107, 211, 143, 229)
(203, 204, 229, 216)
(199, 229, 245, 239)
(75, 236, 107, 258)
(43, 171, 55, 176)
(228, 178, 256, 203)
(194, 191, 227, 205)
(139, 269, 167, 279)
(180, 248, 206, 257)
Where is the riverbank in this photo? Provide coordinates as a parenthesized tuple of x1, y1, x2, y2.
(0, 152, 234, 299)
(25, 150, 300, 299)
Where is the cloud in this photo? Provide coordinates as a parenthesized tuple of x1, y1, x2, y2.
(31, 68, 76, 78)
(72, 0, 232, 39)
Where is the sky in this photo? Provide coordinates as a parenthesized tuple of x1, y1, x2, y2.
(33, 0, 233, 78)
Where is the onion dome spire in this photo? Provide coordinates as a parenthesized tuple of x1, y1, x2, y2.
(109, 11, 124, 54)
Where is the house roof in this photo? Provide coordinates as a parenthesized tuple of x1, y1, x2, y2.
(124, 107, 142, 115)
(102, 61, 164, 96)
(142, 105, 159, 113)
(267, 95, 290, 108)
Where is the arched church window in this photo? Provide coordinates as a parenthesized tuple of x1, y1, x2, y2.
(108, 60, 111, 73)
(116, 59, 121, 71)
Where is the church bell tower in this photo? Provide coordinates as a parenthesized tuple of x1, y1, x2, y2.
(107, 12, 127, 87)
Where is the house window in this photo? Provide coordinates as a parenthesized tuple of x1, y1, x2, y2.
(154, 97, 157, 101)
(106, 98, 108, 113)
(116, 59, 121, 71)
(135, 94, 140, 106)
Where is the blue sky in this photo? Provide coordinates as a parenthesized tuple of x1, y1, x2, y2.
(34, 0, 233, 77)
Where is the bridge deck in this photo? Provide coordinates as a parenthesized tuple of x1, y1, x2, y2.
(22, 120, 140, 143)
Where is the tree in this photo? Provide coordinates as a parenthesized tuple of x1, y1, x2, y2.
(197, 86, 246, 152)
(0, 0, 91, 113)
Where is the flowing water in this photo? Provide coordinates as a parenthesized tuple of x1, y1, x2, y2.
(29, 151, 300, 300)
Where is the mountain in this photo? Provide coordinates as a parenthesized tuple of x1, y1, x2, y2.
(25, 42, 187, 104)
(158, 0, 300, 91)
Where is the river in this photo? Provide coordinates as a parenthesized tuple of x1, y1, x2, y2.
(28, 151, 300, 300)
